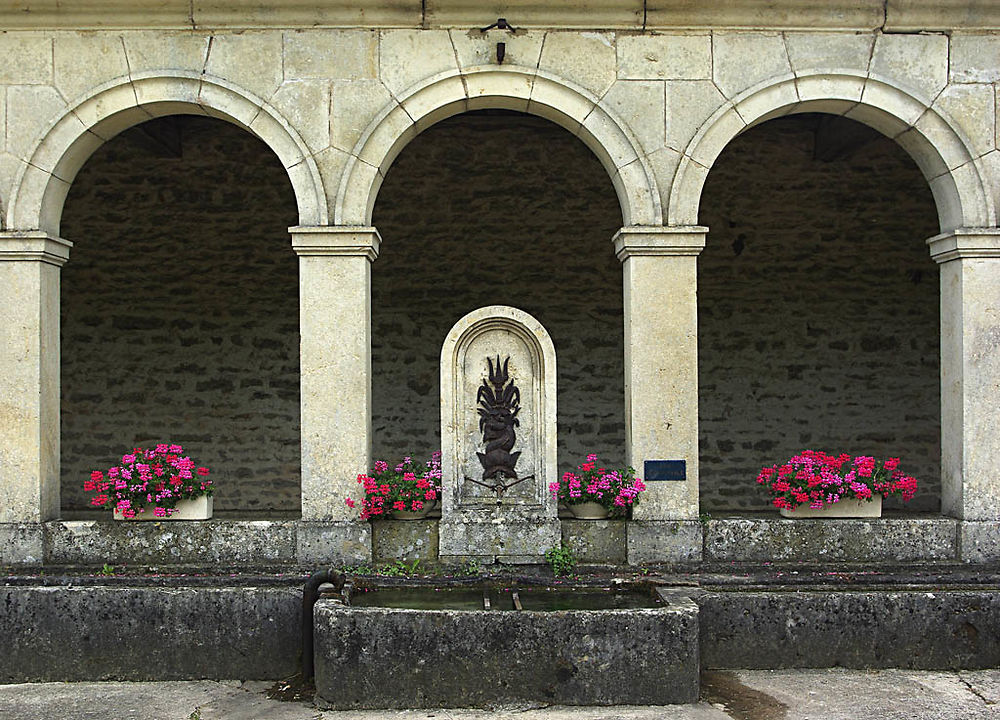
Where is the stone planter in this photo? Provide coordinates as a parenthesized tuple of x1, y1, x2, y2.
(113, 495, 213, 521)
(779, 496, 881, 518)
(568, 501, 610, 519)
(390, 501, 435, 521)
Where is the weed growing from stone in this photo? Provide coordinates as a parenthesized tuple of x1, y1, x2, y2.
(545, 543, 577, 577)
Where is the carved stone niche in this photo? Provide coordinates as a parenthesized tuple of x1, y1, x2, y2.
(439, 305, 559, 563)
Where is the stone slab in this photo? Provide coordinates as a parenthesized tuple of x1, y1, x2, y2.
(960, 521, 1000, 564)
(371, 519, 439, 564)
(700, 590, 1000, 670)
(627, 521, 703, 565)
(314, 595, 699, 708)
(704, 517, 959, 563)
(0, 524, 44, 565)
(0, 586, 300, 681)
(45, 519, 298, 566)
(561, 518, 627, 564)
(437, 518, 561, 561)
(296, 521, 372, 565)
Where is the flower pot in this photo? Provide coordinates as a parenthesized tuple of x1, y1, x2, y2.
(390, 500, 435, 520)
(113, 495, 213, 521)
(568, 501, 610, 519)
(779, 495, 882, 518)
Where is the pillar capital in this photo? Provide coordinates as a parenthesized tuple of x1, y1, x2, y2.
(289, 226, 381, 260)
(0, 232, 72, 267)
(927, 228, 1000, 264)
(612, 226, 708, 261)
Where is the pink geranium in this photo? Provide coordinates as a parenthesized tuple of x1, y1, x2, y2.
(758, 450, 917, 510)
(84, 444, 212, 517)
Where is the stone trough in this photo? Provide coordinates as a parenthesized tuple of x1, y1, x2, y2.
(313, 582, 700, 708)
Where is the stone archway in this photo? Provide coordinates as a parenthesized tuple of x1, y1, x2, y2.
(7, 72, 326, 235)
(668, 71, 995, 231)
(674, 71, 998, 523)
(334, 66, 662, 227)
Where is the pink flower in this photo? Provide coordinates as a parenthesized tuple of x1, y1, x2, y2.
(345, 498, 356, 508)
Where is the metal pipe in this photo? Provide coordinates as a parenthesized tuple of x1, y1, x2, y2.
(302, 568, 345, 679)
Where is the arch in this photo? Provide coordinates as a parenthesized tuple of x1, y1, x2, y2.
(668, 71, 996, 233)
(7, 72, 326, 235)
(335, 66, 662, 227)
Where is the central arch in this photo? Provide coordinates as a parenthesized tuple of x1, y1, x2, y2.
(335, 66, 662, 227)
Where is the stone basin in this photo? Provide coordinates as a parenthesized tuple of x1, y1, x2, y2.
(313, 582, 699, 709)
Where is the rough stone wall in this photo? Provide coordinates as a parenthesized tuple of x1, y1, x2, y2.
(60, 116, 300, 513)
(698, 114, 941, 512)
(371, 111, 627, 475)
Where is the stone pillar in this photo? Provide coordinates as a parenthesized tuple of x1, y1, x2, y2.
(927, 229, 1000, 562)
(0, 232, 71, 526)
(615, 226, 706, 565)
(290, 226, 379, 523)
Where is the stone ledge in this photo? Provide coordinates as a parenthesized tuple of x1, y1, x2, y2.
(705, 517, 959, 563)
(9, 1, 998, 31)
(0, 520, 373, 567)
(45, 519, 299, 566)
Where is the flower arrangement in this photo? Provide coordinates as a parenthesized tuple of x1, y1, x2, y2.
(548, 453, 646, 517)
(349, 451, 442, 520)
(757, 450, 917, 511)
(85, 444, 212, 518)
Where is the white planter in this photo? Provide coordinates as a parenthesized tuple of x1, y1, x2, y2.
(113, 495, 213, 521)
(568, 501, 610, 519)
(779, 495, 881, 518)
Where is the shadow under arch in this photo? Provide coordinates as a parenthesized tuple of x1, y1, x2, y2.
(7, 72, 326, 235)
(335, 66, 662, 227)
(668, 71, 996, 233)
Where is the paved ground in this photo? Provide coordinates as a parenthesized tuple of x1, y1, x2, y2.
(1, 670, 997, 719)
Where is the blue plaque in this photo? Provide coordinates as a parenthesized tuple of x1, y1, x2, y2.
(644, 460, 686, 482)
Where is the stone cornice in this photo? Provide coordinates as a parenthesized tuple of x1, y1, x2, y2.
(0, 232, 73, 266)
(927, 228, 1000, 264)
(2, 1, 999, 31)
(289, 226, 381, 260)
(613, 226, 708, 261)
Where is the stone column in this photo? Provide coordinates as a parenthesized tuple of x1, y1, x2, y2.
(0, 232, 71, 530)
(927, 229, 1000, 562)
(291, 226, 378, 527)
(615, 226, 706, 564)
